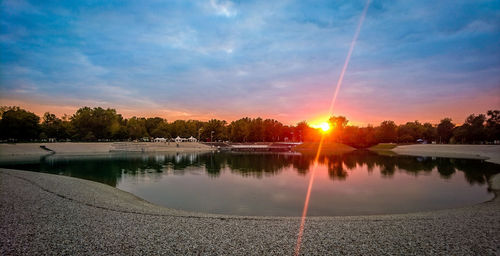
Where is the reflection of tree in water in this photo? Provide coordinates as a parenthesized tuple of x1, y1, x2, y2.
(326, 158, 347, 181)
(290, 156, 313, 176)
(453, 159, 499, 185)
(202, 153, 224, 177)
(308, 154, 349, 180)
(436, 158, 456, 178)
(2, 155, 126, 186)
(197, 152, 303, 178)
(226, 153, 291, 178)
(288, 150, 499, 184)
(1, 150, 498, 186)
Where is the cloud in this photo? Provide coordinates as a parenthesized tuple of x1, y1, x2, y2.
(0, 0, 40, 15)
(0, 0, 499, 124)
(209, 0, 237, 17)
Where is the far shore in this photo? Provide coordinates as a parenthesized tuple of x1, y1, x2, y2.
(391, 144, 500, 165)
(2, 142, 499, 163)
(0, 142, 215, 158)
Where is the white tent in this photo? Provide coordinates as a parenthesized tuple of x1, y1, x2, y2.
(188, 136, 197, 142)
(154, 137, 167, 143)
(174, 136, 183, 143)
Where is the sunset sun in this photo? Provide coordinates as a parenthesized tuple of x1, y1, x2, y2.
(319, 122, 331, 132)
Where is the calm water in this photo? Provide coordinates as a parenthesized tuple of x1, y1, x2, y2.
(1, 150, 499, 216)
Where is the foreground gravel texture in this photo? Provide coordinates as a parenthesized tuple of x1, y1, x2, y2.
(1, 168, 499, 255)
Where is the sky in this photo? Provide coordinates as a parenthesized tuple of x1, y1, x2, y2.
(1, 0, 499, 126)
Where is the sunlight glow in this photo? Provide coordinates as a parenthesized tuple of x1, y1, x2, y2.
(310, 121, 332, 133)
(319, 122, 331, 132)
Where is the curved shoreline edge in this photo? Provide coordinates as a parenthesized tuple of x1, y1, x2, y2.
(391, 144, 500, 164)
(1, 168, 500, 255)
(391, 144, 500, 191)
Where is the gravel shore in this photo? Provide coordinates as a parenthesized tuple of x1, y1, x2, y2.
(0, 142, 214, 163)
(1, 168, 499, 255)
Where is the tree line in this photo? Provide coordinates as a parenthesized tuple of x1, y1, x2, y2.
(0, 106, 498, 147)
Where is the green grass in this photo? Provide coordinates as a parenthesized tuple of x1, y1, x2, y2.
(369, 143, 398, 151)
(294, 142, 355, 154)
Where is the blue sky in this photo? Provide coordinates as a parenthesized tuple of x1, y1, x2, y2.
(1, 0, 499, 125)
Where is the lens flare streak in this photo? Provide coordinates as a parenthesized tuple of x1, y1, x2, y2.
(294, 1, 371, 255)
(293, 135, 325, 256)
(328, 0, 371, 115)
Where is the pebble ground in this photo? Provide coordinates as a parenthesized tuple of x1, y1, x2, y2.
(1, 168, 499, 255)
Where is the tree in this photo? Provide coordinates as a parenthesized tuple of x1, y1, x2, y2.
(295, 121, 316, 141)
(248, 118, 264, 141)
(0, 106, 17, 119)
(437, 118, 454, 143)
(227, 117, 287, 142)
(397, 121, 418, 143)
(376, 121, 397, 143)
(228, 118, 251, 142)
(2, 105, 498, 146)
(486, 110, 500, 142)
(0, 107, 40, 140)
(70, 107, 124, 140)
(150, 122, 170, 138)
(41, 112, 69, 139)
(70, 107, 92, 140)
(185, 120, 204, 139)
(422, 122, 437, 142)
(328, 116, 348, 142)
(145, 117, 165, 136)
(202, 119, 227, 141)
(452, 124, 469, 144)
(126, 117, 148, 139)
(328, 116, 348, 130)
(280, 125, 294, 142)
(263, 119, 283, 142)
(168, 120, 189, 138)
(464, 114, 486, 143)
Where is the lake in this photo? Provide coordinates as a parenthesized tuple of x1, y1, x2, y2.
(1, 150, 498, 216)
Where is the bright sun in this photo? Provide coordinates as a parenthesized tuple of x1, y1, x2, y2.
(319, 122, 331, 132)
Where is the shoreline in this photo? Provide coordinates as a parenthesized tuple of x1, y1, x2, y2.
(390, 144, 500, 191)
(391, 144, 500, 164)
(0, 141, 215, 156)
(1, 168, 499, 255)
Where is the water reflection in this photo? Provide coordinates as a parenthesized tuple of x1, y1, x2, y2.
(3, 151, 500, 216)
(1, 150, 498, 187)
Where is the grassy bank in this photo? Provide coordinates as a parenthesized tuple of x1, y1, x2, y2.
(294, 142, 354, 154)
(369, 143, 399, 151)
